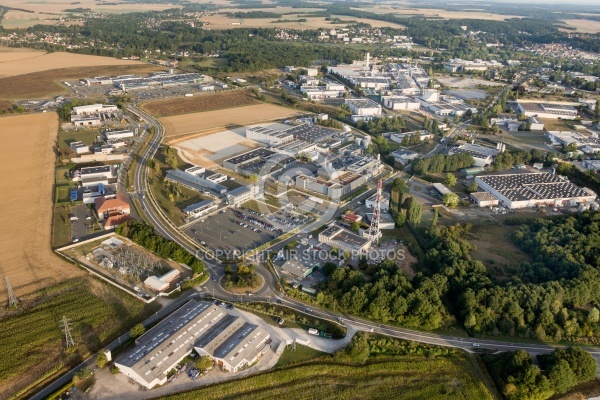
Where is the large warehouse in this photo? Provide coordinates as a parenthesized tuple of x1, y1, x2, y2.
(115, 300, 271, 388)
(475, 172, 596, 209)
(516, 102, 578, 119)
(318, 225, 371, 254)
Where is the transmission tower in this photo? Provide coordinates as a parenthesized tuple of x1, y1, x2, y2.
(59, 316, 76, 348)
(363, 179, 383, 243)
(4, 277, 19, 308)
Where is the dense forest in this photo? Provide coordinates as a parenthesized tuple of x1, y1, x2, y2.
(485, 348, 596, 400)
(309, 212, 600, 343)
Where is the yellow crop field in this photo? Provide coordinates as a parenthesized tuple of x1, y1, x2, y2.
(0, 113, 82, 302)
(563, 19, 600, 33)
(0, 48, 142, 78)
(161, 104, 301, 140)
(201, 14, 406, 30)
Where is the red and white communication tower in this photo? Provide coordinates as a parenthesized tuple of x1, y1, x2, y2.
(363, 179, 383, 242)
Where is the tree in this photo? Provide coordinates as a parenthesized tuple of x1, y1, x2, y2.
(394, 211, 406, 227)
(196, 355, 213, 372)
(431, 209, 438, 227)
(350, 221, 360, 233)
(96, 351, 108, 369)
(595, 99, 600, 119)
(547, 359, 576, 394)
(130, 323, 146, 338)
(443, 173, 457, 187)
(322, 261, 337, 276)
(443, 193, 460, 207)
(467, 181, 479, 193)
(406, 198, 422, 226)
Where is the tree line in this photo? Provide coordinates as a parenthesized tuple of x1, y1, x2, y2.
(116, 220, 206, 275)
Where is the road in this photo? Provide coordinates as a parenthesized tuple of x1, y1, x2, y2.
(32, 85, 598, 398)
(122, 104, 600, 367)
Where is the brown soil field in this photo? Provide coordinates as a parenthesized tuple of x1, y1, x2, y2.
(0, 113, 82, 303)
(0, 49, 144, 78)
(141, 90, 261, 118)
(0, 63, 163, 100)
(161, 104, 302, 140)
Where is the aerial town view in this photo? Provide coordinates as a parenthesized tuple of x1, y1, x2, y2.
(2, 0, 600, 399)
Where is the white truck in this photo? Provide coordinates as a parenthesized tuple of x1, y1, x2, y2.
(308, 328, 319, 336)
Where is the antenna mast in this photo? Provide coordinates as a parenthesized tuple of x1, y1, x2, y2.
(363, 179, 383, 243)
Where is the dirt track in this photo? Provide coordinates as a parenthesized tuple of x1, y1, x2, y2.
(0, 114, 82, 301)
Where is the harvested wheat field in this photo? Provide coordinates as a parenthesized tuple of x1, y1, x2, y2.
(161, 104, 302, 140)
(563, 19, 600, 33)
(0, 63, 162, 100)
(0, 47, 46, 63)
(141, 90, 261, 117)
(0, 114, 82, 302)
(0, 48, 142, 78)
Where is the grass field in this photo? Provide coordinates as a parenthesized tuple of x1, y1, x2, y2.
(161, 104, 302, 140)
(52, 205, 72, 248)
(161, 352, 493, 400)
(0, 61, 162, 99)
(468, 222, 532, 280)
(141, 90, 261, 118)
(57, 129, 101, 150)
(0, 113, 82, 303)
(274, 344, 328, 368)
(541, 118, 576, 131)
(0, 277, 160, 399)
(200, 13, 406, 30)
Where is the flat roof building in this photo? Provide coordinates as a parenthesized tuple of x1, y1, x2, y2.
(115, 301, 218, 389)
(318, 225, 371, 254)
(182, 200, 217, 218)
(470, 192, 500, 207)
(345, 98, 382, 117)
(475, 172, 596, 209)
(448, 143, 499, 167)
(222, 148, 276, 173)
(280, 259, 314, 278)
(193, 315, 270, 373)
(516, 102, 578, 119)
(165, 169, 227, 195)
(226, 186, 253, 206)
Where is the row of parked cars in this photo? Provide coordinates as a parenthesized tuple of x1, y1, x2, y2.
(213, 299, 234, 310)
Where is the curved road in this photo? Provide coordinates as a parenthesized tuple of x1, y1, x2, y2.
(125, 104, 600, 366)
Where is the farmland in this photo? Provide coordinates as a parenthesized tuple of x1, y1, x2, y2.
(0, 48, 143, 78)
(160, 343, 493, 400)
(200, 13, 406, 30)
(141, 90, 262, 118)
(161, 104, 301, 140)
(0, 277, 159, 399)
(0, 113, 82, 303)
(0, 60, 162, 100)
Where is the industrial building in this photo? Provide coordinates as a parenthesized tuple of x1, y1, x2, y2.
(72, 104, 118, 115)
(222, 148, 277, 173)
(76, 165, 116, 187)
(144, 269, 181, 292)
(165, 169, 227, 195)
(182, 200, 217, 218)
(71, 115, 101, 127)
(226, 186, 253, 206)
(280, 259, 315, 278)
(193, 314, 270, 373)
(443, 59, 503, 73)
(318, 225, 371, 254)
(391, 149, 420, 165)
(365, 192, 389, 212)
(516, 102, 578, 119)
(70, 141, 89, 154)
(448, 143, 500, 167)
(116, 301, 269, 389)
(103, 129, 134, 140)
(296, 172, 366, 200)
(381, 96, 421, 111)
(470, 192, 500, 207)
(245, 126, 293, 145)
(475, 172, 596, 209)
(345, 99, 382, 117)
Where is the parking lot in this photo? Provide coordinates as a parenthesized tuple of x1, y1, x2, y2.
(70, 205, 94, 241)
(183, 208, 281, 255)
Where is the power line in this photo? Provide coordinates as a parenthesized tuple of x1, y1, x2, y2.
(4, 277, 19, 309)
(59, 316, 76, 349)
